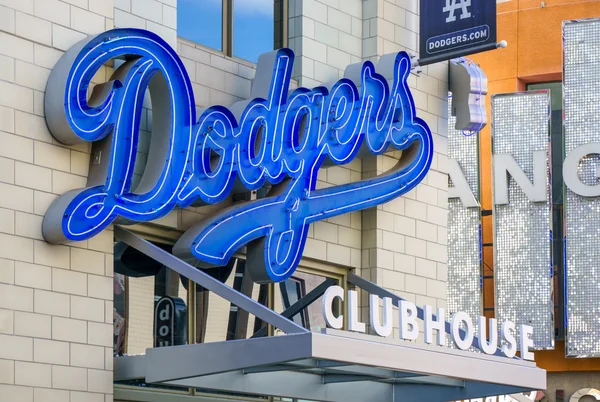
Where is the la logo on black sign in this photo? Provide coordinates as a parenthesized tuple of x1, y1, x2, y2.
(419, 0, 497, 66)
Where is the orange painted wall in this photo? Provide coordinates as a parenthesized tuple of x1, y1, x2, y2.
(468, 0, 600, 372)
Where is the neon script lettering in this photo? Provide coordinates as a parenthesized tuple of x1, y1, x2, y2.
(43, 29, 434, 283)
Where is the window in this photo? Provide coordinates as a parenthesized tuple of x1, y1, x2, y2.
(177, 0, 287, 63)
(113, 246, 341, 352)
(114, 232, 345, 396)
(233, 0, 275, 62)
(177, 0, 223, 51)
(276, 271, 332, 333)
(113, 242, 189, 357)
(527, 81, 564, 340)
(280, 277, 308, 327)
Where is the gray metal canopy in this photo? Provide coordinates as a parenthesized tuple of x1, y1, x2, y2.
(114, 329, 545, 402)
(114, 226, 546, 402)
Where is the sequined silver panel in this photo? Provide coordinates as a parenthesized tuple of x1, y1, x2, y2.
(492, 92, 554, 350)
(564, 19, 600, 358)
(447, 95, 482, 329)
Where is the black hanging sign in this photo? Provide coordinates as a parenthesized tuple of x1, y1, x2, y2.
(419, 0, 497, 66)
(154, 296, 187, 347)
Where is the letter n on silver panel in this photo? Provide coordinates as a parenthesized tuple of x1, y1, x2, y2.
(563, 18, 600, 358)
(492, 91, 554, 350)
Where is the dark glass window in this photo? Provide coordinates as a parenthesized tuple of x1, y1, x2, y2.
(113, 233, 343, 398)
(276, 271, 332, 333)
(280, 277, 308, 327)
(113, 242, 189, 357)
(113, 241, 189, 391)
(527, 81, 564, 340)
(178, 0, 223, 51)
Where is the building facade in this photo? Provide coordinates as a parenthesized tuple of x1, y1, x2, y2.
(459, 1, 600, 401)
(0, 1, 452, 401)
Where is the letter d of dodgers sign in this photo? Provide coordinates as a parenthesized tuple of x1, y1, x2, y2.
(42, 29, 434, 284)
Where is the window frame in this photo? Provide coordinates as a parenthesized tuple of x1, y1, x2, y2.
(178, 0, 288, 61)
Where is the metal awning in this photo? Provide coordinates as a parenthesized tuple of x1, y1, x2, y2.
(114, 226, 546, 402)
(115, 329, 545, 402)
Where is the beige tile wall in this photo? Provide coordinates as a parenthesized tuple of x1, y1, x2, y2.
(288, 0, 448, 337)
(0, 0, 115, 400)
(0, 0, 450, 400)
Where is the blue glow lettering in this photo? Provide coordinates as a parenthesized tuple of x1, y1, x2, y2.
(42, 29, 434, 283)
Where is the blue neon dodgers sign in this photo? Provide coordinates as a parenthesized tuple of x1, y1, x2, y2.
(42, 29, 433, 283)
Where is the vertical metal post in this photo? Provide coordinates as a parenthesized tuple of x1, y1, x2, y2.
(222, 0, 233, 57)
(281, 0, 288, 48)
(123, 276, 130, 354)
(268, 282, 275, 336)
(234, 261, 255, 339)
(342, 274, 348, 330)
(187, 281, 196, 346)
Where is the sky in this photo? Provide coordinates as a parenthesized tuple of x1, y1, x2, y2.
(178, 0, 275, 63)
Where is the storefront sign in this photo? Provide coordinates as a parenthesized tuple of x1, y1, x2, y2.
(154, 296, 187, 347)
(563, 19, 600, 358)
(446, 92, 483, 347)
(449, 20, 600, 358)
(42, 28, 433, 284)
(449, 143, 600, 206)
(420, 0, 497, 66)
(155, 297, 175, 347)
(449, 121, 600, 353)
(449, 91, 568, 352)
(322, 286, 535, 361)
(492, 92, 554, 352)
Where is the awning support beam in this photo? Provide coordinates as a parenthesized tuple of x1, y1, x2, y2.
(392, 382, 532, 402)
(115, 226, 309, 336)
(322, 374, 377, 384)
(243, 365, 299, 374)
(251, 277, 337, 338)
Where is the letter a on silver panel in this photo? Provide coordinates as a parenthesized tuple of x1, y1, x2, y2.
(492, 91, 554, 351)
(448, 159, 479, 208)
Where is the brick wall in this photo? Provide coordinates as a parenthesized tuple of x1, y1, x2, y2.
(364, 0, 449, 338)
(289, 0, 363, 87)
(114, 0, 176, 48)
(0, 0, 450, 400)
(0, 1, 115, 400)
